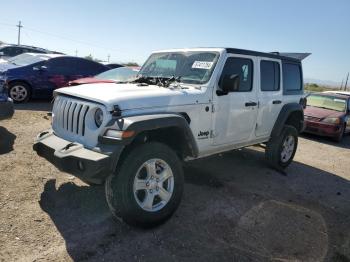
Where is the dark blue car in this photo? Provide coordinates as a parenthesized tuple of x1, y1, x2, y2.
(0, 54, 109, 103)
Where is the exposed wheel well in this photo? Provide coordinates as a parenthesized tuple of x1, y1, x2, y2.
(285, 111, 303, 133)
(118, 127, 194, 165)
(8, 80, 32, 92)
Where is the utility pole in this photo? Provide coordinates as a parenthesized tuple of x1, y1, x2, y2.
(16, 21, 23, 45)
(107, 54, 110, 62)
(340, 79, 343, 90)
(75, 49, 78, 56)
(344, 72, 349, 91)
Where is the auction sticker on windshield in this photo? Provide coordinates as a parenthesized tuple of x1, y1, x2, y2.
(192, 61, 213, 70)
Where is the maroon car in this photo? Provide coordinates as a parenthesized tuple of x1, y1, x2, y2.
(304, 92, 350, 142)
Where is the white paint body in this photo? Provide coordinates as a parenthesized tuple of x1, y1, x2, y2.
(53, 48, 303, 159)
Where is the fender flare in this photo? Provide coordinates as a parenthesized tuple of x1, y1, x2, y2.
(100, 113, 199, 158)
(271, 103, 304, 138)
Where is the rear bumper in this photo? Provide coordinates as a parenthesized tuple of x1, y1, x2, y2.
(304, 120, 342, 138)
(33, 130, 123, 184)
(0, 98, 14, 120)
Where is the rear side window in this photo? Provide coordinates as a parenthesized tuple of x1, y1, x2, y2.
(220, 57, 253, 92)
(283, 63, 302, 92)
(260, 60, 280, 91)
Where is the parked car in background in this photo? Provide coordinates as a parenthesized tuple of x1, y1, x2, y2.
(69, 66, 140, 86)
(0, 54, 109, 103)
(304, 92, 350, 141)
(101, 62, 124, 69)
(0, 87, 14, 120)
(0, 44, 60, 60)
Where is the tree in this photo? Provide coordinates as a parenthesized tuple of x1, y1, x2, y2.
(123, 62, 140, 67)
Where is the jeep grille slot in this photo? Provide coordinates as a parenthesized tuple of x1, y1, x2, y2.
(53, 96, 91, 137)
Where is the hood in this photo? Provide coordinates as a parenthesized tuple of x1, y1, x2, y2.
(56, 83, 207, 111)
(0, 62, 19, 73)
(69, 77, 115, 86)
(304, 106, 345, 119)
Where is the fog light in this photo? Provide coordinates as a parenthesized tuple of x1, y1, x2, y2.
(78, 160, 85, 171)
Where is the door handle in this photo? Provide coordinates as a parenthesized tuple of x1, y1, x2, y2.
(245, 102, 257, 107)
(272, 100, 282, 104)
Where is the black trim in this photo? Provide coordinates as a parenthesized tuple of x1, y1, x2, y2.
(271, 103, 304, 137)
(100, 113, 199, 158)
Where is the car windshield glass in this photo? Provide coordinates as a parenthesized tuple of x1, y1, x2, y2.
(139, 51, 220, 85)
(10, 54, 51, 66)
(307, 95, 347, 112)
(95, 67, 139, 82)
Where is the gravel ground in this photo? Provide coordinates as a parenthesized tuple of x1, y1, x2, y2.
(0, 102, 349, 262)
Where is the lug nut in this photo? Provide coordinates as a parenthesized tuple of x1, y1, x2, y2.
(151, 176, 154, 179)
(150, 189, 153, 193)
(146, 182, 150, 187)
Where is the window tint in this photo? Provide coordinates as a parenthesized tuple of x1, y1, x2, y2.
(260, 60, 280, 91)
(48, 57, 74, 74)
(220, 57, 253, 92)
(283, 63, 302, 91)
(74, 58, 107, 75)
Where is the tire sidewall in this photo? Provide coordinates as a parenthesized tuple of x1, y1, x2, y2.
(9, 82, 30, 103)
(107, 142, 184, 227)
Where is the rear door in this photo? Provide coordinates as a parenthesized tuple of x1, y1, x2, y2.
(255, 58, 283, 137)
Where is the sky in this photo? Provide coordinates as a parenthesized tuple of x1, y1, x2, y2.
(0, 0, 349, 83)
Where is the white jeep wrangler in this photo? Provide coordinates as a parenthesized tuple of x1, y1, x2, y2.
(34, 48, 308, 227)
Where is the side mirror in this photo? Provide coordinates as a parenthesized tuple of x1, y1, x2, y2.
(217, 74, 240, 96)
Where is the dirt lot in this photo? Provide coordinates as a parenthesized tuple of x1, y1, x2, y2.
(0, 102, 349, 262)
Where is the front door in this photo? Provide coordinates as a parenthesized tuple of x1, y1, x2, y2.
(213, 55, 258, 145)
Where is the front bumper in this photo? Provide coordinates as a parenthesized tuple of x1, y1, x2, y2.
(304, 120, 342, 138)
(33, 130, 122, 184)
(0, 97, 14, 120)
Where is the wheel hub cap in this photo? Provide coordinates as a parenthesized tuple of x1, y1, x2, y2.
(133, 159, 174, 212)
(10, 85, 27, 101)
(280, 135, 295, 163)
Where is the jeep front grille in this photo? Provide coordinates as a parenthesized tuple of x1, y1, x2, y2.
(53, 96, 90, 136)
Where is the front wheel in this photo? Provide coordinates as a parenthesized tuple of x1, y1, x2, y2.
(105, 142, 184, 228)
(265, 125, 298, 169)
(8, 82, 31, 103)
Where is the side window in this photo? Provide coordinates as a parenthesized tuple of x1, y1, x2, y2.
(220, 57, 253, 92)
(48, 58, 73, 74)
(260, 60, 280, 91)
(283, 63, 302, 92)
(1, 47, 17, 56)
(73, 59, 107, 76)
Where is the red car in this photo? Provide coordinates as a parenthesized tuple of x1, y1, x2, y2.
(69, 66, 139, 86)
(304, 92, 350, 142)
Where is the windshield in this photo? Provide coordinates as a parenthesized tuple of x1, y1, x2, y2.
(10, 54, 51, 66)
(139, 51, 220, 85)
(307, 94, 347, 112)
(95, 67, 138, 82)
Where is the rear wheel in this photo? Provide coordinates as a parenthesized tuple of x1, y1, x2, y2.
(8, 82, 31, 103)
(105, 142, 184, 227)
(265, 125, 298, 169)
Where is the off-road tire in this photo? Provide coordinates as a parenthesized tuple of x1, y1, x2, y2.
(265, 125, 298, 170)
(105, 142, 184, 228)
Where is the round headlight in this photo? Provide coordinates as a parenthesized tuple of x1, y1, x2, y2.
(94, 108, 104, 127)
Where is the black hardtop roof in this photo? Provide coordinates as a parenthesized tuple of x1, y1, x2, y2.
(225, 48, 302, 63)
